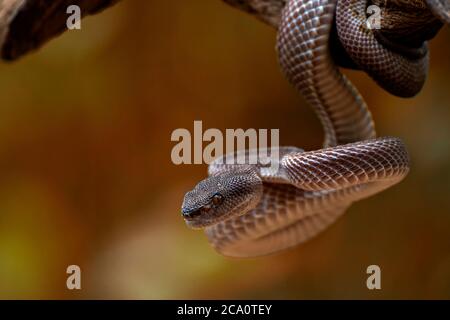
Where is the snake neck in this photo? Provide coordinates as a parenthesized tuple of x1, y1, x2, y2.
(277, 0, 376, 147)
(224, 0, 446, 98)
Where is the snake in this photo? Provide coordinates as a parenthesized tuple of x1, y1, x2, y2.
(181, 0, 449, 257)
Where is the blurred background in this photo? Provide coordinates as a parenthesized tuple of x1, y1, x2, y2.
(0, 0, 449, 299)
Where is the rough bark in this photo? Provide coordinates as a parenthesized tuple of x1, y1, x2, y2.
(371, 0, 443, 48)
(223, 0, 442, 48)
(0, 0, 443, 61)
(0, 0, 120, 60)
(223, 0, 286, 27)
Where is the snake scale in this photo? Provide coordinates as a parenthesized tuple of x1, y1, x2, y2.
(181, 0, 449, 257)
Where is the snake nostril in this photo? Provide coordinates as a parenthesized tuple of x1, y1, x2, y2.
(182, 208, 202, 220)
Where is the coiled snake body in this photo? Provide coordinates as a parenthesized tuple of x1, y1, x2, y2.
(181, 0, 448, 257)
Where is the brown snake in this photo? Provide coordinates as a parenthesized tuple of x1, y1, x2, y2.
(181, 0, 449, 257)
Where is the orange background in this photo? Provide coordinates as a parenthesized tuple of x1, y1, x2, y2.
(0, 0, 449, 299)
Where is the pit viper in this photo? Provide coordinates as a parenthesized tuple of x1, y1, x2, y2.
(181, 0, 449, 257)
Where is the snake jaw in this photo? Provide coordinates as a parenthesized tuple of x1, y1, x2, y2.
(181, 207, 203, 220)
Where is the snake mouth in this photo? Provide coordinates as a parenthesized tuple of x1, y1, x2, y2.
(182, 208, 202, 220)
(182, 205, 236, 229)
(182, 212, 217, 229)
(181, 207, 215, 229)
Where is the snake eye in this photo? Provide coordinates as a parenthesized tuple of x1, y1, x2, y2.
(211, 193, 224, 206)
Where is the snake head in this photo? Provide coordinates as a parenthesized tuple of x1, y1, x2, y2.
(181, 166, 263, 229)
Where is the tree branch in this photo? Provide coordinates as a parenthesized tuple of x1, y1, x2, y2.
(222, 0, 443, 59)
(0, 0, 443, 61)
(0, 0, 120, 60)
(222, 0, 286, 27)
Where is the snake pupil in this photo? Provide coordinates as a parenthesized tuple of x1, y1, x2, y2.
(212, 194, 224, 206)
